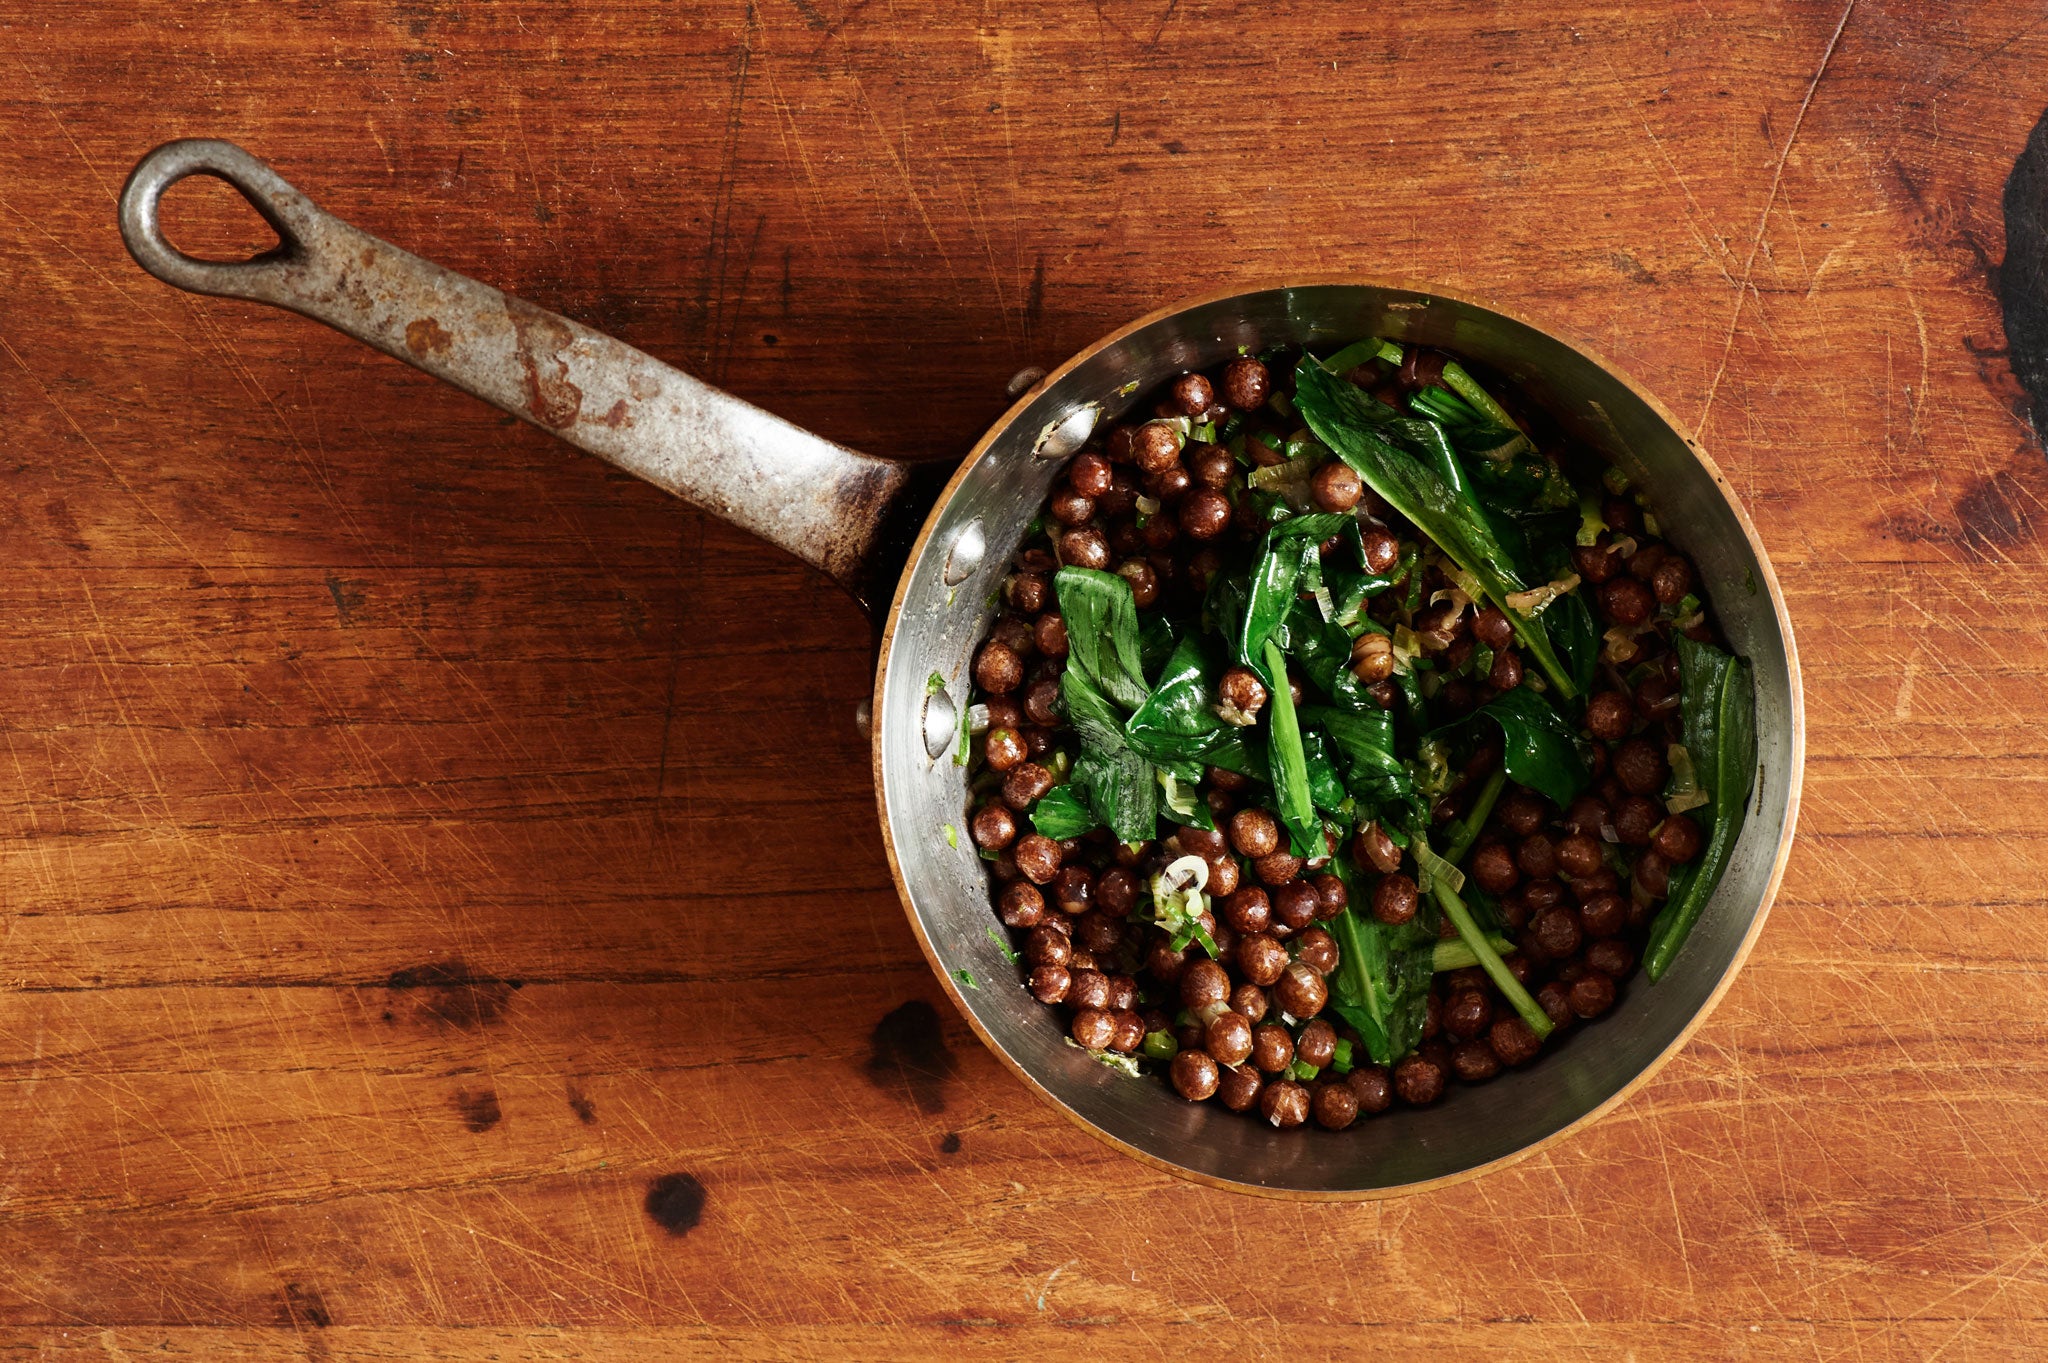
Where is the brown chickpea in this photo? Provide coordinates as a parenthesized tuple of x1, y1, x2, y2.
(1633, 850, 1673, 899)
(1146, 937, 1191, 985)
(1204, 855, 1242, 898)
(1373, 873, 1419, 926)
(1557, 831, 1604, 878)
(1530, 906, 1584, 960)
(1091, 867, 1136, 917)
(1296, 1018, 1339, 1070)
(1208, 765, 1252, 793)
(1133, 421, 1181, 473)
(1186, 441, 1235, 490)
(1516, 833, 1558, 881)
(1393, 1053, 1447, 1106)
(1350, 631, 1395, 683)
(1048, 488, 1095, 527)
(1068, 968, 1111, 1012)
(1146, 464, 1192, 507)
(971, 802, 1017, 851)
(1177, 825, 1227, 860)
(1001, 763, 1053, 810)
(1251, 1023, 1295, 1074)
(974, 642, 1023, 695)
(1312, 1080, 1361, 1130)
(1070, 1008, 1116, 1050)
(1602, 496, 1641, 535)
(1013, 833, 1062, 884)
(1171, 372, 1214, 416)
(1231, 983, 1269, 1023)
(1443, 990, 1494, 1040)
(1108, 1009, 1143, 1053)
(1220, 357, 1271, 411)
(1614, 794, 1663, 846)
(1238, 933, 1289, 987)
(1054, 866, 1095, 917)
(1006, 572, 1049, 614)
(1024, 924, 1071, 968)
(1652, 554, 1694, 606)
(1179, 487, 1233, 540)
(1260, 1079, 1311, 1128)
(1355, 822, 1403, 875)
(1223, 886, 1272, 935)
(1600, 576, 1655, 627)
(1586, 937, 1635, 978)
(1471, 605, 1514, 650)
(982, 695, 1024, 732)
(1022, 678, 1062, 727)
(1578, 893, 1626, 942)
(1255, 852, 1305, 886)
(1422, 993, 1444, 1039)
(1613, 737, 1668, 795)
(1032, 612, 1069, 659)
(1276, 962, 1328, 1019)
(1171, 1048, 1221, 1101)
(1522, 879, 1566, 915)
(1365, 678, 1399, 710)
(1206, 1011, 1254, 1066)
(1561, 795, 1610, 837)
(1294, 927, 1340, 977)
(1068, 452, 1113, 498)
(1179, 958, 1231, 1010)
(1537, 981, 1574, 1032)
(998, 881, 1046, 928)
(983, 727, 1028, 773)
(1489, 1016, 1542, 1066)
(1499, 790, 1547, 838)
(1310, 460, 1363, 513)
(1227, 807, 1281, 859)
(1348, 1065, 1394, 1113)
(989, 616, 1035, 660)
(1572, 538, 1621, 584)
(1216, 1062, 1264, 1112)
(1654, 812, 1703, 863)
(1215, 666, 1267, 725)
(1569, 972, 1617, 1019)
(1310, 873, 1348, 919)
(1472, 842, 1520, 895)
(1585, 691, 1634, 742)
(1028, 964, 1070, 1004)
(1452, 1039, 1503, 1083)
(1059, 526, 1112, 571)
(1360, 525, 1402, 575)
(1488, 647, 1524, 692)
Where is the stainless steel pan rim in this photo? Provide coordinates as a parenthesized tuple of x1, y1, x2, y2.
(872, 279, 1804, 1199)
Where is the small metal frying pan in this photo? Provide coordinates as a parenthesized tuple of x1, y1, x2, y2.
(119, 140, 1803, 1197)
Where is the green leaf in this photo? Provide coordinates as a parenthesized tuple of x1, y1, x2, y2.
(1441, 685, 1592, 809)
(1234, 513, 1354, 677)
(1646, 641, 1758, 981)
(1124, 634, 1273, 779)
(1262, 638, 1320, 856)
(1031, 781, 1099, 839)
(1293, 360, 1579, 698)
(1054, 566, 1149, 712)
(1326, 861, 1436, 1066)
(1304, 704, 1417, 817)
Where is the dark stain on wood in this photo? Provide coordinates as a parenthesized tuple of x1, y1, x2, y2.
(2003, 106, 2048, 446)
(452, 1088, 502, 1132)
(381, 959, 517, 1029)
(279, 1281, 332, 1328)
(643, 1172, 707, 1237)
(566, 1084, 597, 1125)
(866, 999, 956, 1114)
(939, 1131, 962, 1154)
(1956, 471, 2035, 549)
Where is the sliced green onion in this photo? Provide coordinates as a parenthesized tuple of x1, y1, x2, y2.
(1142, 1030, 1179, 1062)
(1444, 768, 1508, 865)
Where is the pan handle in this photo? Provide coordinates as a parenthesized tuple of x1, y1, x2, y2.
(119, 139, 936, 616)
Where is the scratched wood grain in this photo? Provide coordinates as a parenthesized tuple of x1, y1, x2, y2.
(3, 0, 2048, 1358)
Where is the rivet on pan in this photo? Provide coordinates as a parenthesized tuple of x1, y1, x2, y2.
(943, 518, 985, 585)
(922, 685, 957, 760)
(1006, 366, 1047, 397)
(1033, 403, 1101, 460)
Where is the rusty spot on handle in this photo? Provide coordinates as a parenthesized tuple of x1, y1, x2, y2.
(597, 398, 632, 429)
(504, 298, 583, 430)
(404, 317, 452, 356)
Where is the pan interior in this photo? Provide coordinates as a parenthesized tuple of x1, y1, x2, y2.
(874, 284, 1799, 1196)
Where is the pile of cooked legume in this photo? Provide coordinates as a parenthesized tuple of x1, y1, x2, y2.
(961, 342, 1757, 1131)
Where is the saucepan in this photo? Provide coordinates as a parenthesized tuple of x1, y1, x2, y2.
(118, 139, 1804, 1197)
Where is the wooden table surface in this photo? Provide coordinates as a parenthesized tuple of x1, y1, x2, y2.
(4, 1, 2047, 1357)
